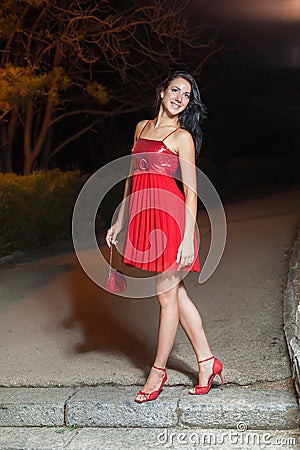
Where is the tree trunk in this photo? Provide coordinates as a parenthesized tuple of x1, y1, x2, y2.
(38, 127, 53, 170)
(23, 98, 53, 174)
(0, 109, 18, 173)
(0, 142, 13, 173)
(23, 154, 35, 175)
(23, 99, 34, 174)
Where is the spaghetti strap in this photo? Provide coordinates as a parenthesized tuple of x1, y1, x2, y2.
(138, 120, 151, 139)
(162, 127, 180, 142)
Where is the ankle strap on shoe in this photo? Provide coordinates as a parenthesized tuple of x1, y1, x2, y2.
(152, 364, 165, 371)
(198, 356, 214, 364)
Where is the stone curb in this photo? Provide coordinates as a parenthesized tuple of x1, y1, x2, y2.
(0, 427, 299, 450)
(284, 226, 300, 398)
(0, 387, 298, 430)
(0, 388, 75, 427)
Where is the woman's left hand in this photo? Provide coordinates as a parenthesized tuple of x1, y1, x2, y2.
(176, 238, 195, 270)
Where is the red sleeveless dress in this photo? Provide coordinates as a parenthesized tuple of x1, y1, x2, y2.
(122, 121, 200, 273)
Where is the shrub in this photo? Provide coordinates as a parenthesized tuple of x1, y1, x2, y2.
(0, 170, 89, 256)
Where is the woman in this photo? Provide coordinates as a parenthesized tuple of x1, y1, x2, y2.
(106, 71, 224, 403)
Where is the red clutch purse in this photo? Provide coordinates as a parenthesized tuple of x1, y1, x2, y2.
(106, 244, 127, 294)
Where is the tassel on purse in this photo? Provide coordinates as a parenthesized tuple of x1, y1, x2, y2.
(106, 244, 127, 294)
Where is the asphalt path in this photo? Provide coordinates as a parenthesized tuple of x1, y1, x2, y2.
(0, 187, 299, 388)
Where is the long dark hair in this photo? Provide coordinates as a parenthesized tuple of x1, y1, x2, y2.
(156, 71, 206, 156)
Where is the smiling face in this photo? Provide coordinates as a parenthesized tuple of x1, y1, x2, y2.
(160, 77, 191, 116)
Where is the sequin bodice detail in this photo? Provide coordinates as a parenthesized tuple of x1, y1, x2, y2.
(132, 138, 178, 176)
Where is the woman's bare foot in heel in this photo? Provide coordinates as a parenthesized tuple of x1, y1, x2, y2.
(189, 355, 214, 394)
(135, 365, 167, 403)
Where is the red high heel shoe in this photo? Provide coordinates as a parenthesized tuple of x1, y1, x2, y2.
(135, 365, 168, 403)
(189, 356, 224, 395)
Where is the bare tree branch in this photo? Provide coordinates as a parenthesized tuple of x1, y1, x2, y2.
(0, 0, 220, 173)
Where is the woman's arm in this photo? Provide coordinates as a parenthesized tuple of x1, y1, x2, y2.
(175, 130, 198, 269)
(106, 120, 147, 247)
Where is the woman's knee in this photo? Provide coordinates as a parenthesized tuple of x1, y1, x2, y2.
(178, 281, 188, 301)
(157, 289, 178, 308)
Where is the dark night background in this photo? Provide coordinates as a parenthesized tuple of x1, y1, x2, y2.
(54, 1, 300, 195)
(198, 0, 300, 166)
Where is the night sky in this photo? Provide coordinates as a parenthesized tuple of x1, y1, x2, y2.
(192, 0, 300, 165)
(56, 0, 299, 187)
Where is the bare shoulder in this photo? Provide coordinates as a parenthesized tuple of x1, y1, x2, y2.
(135, 119, 149, 138)
(176, 128, 193, 144)
(175, 129, 195, 156)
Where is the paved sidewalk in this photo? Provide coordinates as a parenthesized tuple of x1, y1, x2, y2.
(0, 188, 299, 387)
(0, 384, 299, 448)
(0, 427, 299, 450)
(0, 187, 299, 449)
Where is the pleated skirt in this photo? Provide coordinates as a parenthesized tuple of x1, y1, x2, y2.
(122, 172, 200, 273)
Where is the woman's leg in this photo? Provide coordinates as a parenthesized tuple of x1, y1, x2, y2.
(135, 272, 180, 402)
(177, 281, 215, 391)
